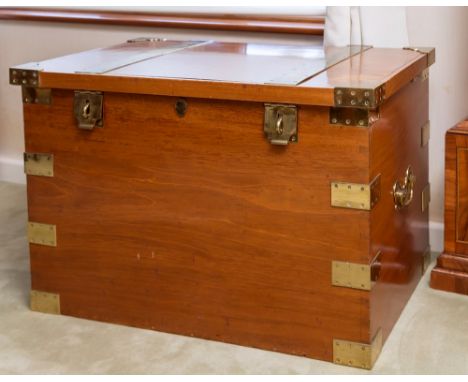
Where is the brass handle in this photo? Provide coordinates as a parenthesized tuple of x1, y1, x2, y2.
(393, 166, 416, 209)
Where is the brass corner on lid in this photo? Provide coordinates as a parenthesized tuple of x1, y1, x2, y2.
(9, 68, 41, 87)
(403, 47, 436, 67)
(333, 86, 385, 109)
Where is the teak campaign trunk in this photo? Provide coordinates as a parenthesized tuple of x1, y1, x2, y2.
(10, 39, 434, 369)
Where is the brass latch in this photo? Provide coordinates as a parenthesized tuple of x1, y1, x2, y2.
(74, 91, 103, 130)
(264, 104, 297, 145)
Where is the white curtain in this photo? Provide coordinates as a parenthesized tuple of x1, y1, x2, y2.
(324, 6, 409, 48)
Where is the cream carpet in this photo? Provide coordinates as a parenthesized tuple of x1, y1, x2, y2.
(0, 181, 467, 374)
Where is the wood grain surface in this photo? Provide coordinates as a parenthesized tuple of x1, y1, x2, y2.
(369, 74, 429, 339)
(18, 41, 433, 364)
(26, 91, 372, 361)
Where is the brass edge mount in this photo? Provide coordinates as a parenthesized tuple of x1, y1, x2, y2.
(27, 222, 57, 247)
(24, 153, 54, 177)
(421, 121, 430, 147)
(403, 47, 436, 67)
(30, 290, 61, 315)
(332, 251, 382, 291)
(422, 183, 431, 213)
(422, 246, 431, 274)
(330, 108, 380, 127)
(333, 328, 383, 369)
(333, 86, 385, 109)
(22, 87, 51, 105)
(331, 174, 381, 210)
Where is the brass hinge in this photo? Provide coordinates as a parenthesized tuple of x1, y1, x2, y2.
(331, 174, 381, 210)
(27, 222, 57, 247)
(421, 121, 430, 147)
(422, 246, 431, 274)
(264, 104, 297, 145)
(24, 153, 54, 177)
(403, 47, 436, 67)
(422, 183, 431, 213)
(334, 86, 385, 109)
(329, 108, 379, 127)
(30, 290, 61, 315)
(333, 328, 383, 369)
(332, 251, 382, 291)
(9, 68, 41, 87)
(22, 87, 51, 105)
(74, 91, 104, 130)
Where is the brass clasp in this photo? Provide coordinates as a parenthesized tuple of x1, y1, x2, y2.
(264, 104, 297, 145)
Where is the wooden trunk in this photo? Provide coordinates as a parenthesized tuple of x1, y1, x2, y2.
(431, 120, 468, 295)
(10, 40, 434, 369)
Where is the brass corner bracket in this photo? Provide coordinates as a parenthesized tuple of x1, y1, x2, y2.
(333, 86, 385, 109)
(9, 68, 41, 87)
(329, 108, 380, 127)
(332, 251, 382, 291)
(331, 174, 381, 211)
(421, 121, 430, 147)
(27, 222, 57, 247)
(422, 183, 431, 213)
(30, 290, 61, 315)
(333, 328, 383, 369)
(22, 87, 51, 105)
(24, 153, 54, 177)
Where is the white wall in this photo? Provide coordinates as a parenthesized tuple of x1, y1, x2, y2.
(0, 7, 467, 251)
(407, 7, 468, 251)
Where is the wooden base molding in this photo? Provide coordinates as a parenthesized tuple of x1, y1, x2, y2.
(430, 119, 468, 296)
(431, 253, 468, 295)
